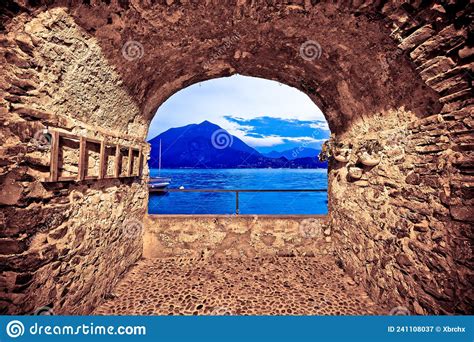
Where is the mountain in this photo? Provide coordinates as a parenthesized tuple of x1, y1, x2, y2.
(148, 121, 327, 169)
(263, 147, 320, 160)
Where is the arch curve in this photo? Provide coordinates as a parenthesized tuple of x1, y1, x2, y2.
(67, 0, 442, 134)
(0, 0, 472, 315)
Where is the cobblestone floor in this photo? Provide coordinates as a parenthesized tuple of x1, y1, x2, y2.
(94, 256, 384, 315)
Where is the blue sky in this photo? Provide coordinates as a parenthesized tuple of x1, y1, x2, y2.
(147, 75, 330, 152)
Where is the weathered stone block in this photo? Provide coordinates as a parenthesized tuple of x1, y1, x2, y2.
(398, 25, 435, 51)
(450, 205, 474, 222)
(0, 238, 28, 255)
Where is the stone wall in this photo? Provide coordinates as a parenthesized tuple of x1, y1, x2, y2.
(330, 3, 473, 314)
(0, 8, 149, 314)
(143, 215, 331, 259)
(0, 1, 472, 315)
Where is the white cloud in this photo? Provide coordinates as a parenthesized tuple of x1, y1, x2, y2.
(218, 120, 254, 136)
(148, 74, 326, 139)
(239, 135, 286, 147)
(231, 130, 327, 148)
(309, 122, 329, 130)
(285, 137, 327, 143)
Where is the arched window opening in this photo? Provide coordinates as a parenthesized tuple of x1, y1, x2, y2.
(146, 75, 330, 215)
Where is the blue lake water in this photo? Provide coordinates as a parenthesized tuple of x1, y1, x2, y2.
(148, 169, 328, 215)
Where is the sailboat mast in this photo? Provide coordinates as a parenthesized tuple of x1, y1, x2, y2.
(159, 139, 162, 176)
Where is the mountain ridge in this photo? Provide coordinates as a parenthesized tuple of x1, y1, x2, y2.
(148, 121, 327, 169)
(262, 147, 320, 160)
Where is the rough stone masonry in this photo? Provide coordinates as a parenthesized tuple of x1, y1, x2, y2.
(0, 0, 472, 315)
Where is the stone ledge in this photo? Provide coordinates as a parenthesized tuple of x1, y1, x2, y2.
(144, 214, 332, 259)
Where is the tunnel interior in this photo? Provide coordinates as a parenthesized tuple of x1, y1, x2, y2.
(0, 1, 472, 315)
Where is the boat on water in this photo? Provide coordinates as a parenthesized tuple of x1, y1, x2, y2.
(148, 139, 171, 191)
(148, 176, 171, 189)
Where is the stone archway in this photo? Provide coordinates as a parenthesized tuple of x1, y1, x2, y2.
(0, 1, 472, 315)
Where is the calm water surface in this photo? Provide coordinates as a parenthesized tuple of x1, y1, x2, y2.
(148, 168, 327, 215)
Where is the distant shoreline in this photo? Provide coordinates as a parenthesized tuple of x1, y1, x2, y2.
(149, 167, 328, 170)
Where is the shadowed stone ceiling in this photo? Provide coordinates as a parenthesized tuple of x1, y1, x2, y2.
(1, 0, 442, 134)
